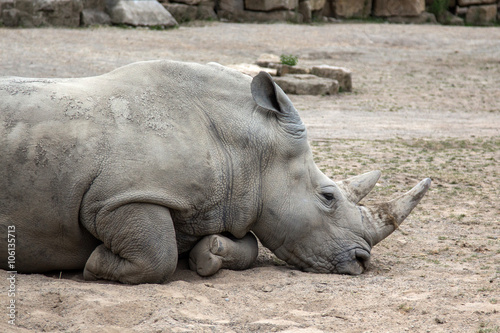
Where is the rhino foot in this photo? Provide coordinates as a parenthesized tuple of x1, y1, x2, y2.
(82, 203, 178, 284)
(189, 233, 258, 277)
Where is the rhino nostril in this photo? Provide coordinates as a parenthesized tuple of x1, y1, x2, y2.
(354, 249, 371, 270)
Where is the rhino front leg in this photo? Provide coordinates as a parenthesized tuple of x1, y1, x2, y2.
(189, 233, 258, 277)
(83, 203, 177, 284)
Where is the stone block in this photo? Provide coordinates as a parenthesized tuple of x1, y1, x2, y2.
(0, 0, 14, 12)
(331, 0, 372, 18)
(456, 5, 468, 15)
(310, 0, 325, 11)
(15, 0, 34, 15)
(387, 11, 438, 23)
(197, 1, 217, 20)
(219, 7, 302, 22)
(81, 8, 111, 25)
(457, 0, 496, 6)
(311, 65, 352, 92)
(83, 0, 106, 10)
(465, 4, 497, 25)
(164, 3, 197, 22)
(218, 0, 244, 12)
(256, 53, 281, 68)
(244, 0, 298, 11)
(373, 0, 425, 17)
(171, 0, 202, 4)
(276, 64, 311, 76)
(436, 10, 464, 24)
(216, 0, 244, 20)
(298, 0, 312, 22)
(106, 0, 178, 27)
(273, 74, 339, 95)
(34, 0, 83, 27)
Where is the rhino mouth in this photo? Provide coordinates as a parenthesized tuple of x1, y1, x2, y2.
(276, 244, 371, 275)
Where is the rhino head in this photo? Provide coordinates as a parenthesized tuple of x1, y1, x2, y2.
(250, 72, 431, 275)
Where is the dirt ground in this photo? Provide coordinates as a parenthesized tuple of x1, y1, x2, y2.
(0, 22, 499, 332)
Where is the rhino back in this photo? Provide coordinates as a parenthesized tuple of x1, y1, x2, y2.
(0, 60, 266, 270)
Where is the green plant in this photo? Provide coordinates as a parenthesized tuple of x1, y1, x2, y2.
(280, 54, 298, 66)
(428, 0, 449, 17)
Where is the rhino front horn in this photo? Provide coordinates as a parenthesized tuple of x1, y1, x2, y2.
(365, 178, 431, 246)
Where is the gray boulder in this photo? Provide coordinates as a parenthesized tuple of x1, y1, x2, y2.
(387, 11, 438, 24)
(106, 0, 178, 27)
(457, 0, 496, 5)
(164, 3, 197, 22)
(465, 4, 497, 25)
(311, 65, 352, 92)
(197, 0, 217, 20)
(81, 9, 111, 25)
(328, 0, 372, 18)
(373, 0, 425, 17)
(244, 0, 298, 11)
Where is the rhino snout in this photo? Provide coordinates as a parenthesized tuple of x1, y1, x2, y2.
(335, 248, 371, 275)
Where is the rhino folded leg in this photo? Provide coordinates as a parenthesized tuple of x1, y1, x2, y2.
(83, 203, 178, 284)
(189, 232, 258, 277)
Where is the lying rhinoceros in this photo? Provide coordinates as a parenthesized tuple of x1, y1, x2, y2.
(0, 60, 430, 284)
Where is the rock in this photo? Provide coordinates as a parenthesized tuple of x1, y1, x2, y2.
(387, 11, 438, 24)
(310, 0, 325, 11)
(2, 0, 82, 27)
(465, 4, 497, 25)
(4, 0, 45, 27)
(298, 0, 312, 22)
(276, 64, 311, 76)
(217, 0, 244, 13)
(2, 8, 27, 26)
(227, 63, 277, 77)
(197, 0, 217, 20)
(35, 0, 83, 27)
(256, 53, 281, 68)
(219, 7, 302, 22)
(273, 74, 339, 95)
(244, 0, 298, 11)
(81, 9, 111, 26)
(216, 0, 245, 20)
(436, 10, 464, 25)
(106, 0, 178, 27)
(0, 0, 14, 11)
(457, 0, 496, 6)
(83, 0, 106, 10)
(373, 0, 425, 17)
(171, 0, 202, 5)
(329, 0, 372, 18)
(311, 65, 352, 92)
(164, 3, 198, 22)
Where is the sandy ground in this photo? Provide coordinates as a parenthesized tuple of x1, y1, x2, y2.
(0, 22, 499, 332)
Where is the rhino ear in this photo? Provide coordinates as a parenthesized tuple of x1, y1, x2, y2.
(251, 72, 305, 137)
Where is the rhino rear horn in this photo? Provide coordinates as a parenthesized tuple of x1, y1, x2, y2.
(365, 178, 431, 246)
(251, 72, 305, 137)
(337, 170, 381, 204)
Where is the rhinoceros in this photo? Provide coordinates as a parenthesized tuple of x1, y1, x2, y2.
(0, 60, 430, 284)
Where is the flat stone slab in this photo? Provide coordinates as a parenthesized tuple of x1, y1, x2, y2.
(311, 65, 352, 92)
(273, 74, 339, 95)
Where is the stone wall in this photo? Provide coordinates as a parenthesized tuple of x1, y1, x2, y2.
(0, 0, 498, 27)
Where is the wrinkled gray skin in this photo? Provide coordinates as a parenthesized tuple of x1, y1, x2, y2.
(189, 233, 258, 277)
(0, 60, 430, 284)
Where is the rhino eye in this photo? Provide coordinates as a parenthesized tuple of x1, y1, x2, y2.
(322, 192, 335, 202)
